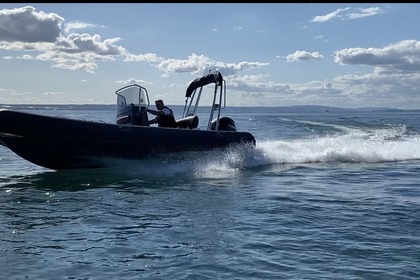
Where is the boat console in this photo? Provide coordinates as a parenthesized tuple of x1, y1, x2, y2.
(115, 84, 149, 126)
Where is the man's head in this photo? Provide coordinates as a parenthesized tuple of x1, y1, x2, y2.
(155, 99, 164, 110)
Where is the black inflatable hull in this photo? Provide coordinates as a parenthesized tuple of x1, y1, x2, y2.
(0, 109, 256, 170)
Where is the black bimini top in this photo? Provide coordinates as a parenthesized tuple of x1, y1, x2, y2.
(185, 71, 223, 98)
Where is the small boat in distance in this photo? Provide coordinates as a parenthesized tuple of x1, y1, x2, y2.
(0, 71, 256, 170)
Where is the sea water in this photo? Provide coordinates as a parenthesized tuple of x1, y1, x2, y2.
(1, 106, 420, 279)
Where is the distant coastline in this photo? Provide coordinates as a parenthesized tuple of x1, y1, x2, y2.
(1, 104, 418, 113)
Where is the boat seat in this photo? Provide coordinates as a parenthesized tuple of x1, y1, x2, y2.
(176, 115, 199, 129)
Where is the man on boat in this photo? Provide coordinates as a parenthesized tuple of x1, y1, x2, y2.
(146, 99, 177, 127)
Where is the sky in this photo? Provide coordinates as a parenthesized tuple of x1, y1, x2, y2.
(1, 3, 420, 109)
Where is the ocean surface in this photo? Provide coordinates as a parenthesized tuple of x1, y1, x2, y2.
(1, 105, 420, 279)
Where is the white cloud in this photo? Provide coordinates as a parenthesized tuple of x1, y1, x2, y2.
(64, 21, 101, 33)
(286, 51, 323, 62)
(0, 6, 126, 73)
(311, 6, 384, 23)
(334, 40, 420, 72)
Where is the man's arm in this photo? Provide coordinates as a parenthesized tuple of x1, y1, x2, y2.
(146, 108, 163, 116)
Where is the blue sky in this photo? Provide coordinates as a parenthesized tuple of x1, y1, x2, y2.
(1, 3, 420, 109)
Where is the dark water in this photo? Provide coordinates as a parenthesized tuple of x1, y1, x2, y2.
(1, 107, 420, 279)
